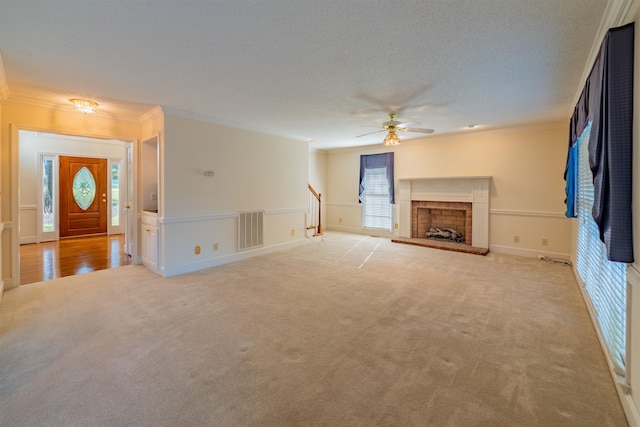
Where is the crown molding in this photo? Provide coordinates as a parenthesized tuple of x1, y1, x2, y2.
(138, 105, 164, 123)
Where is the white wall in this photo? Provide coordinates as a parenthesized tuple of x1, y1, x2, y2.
(325, 121, 571, 257)
(18, 131, 127, 243)
(158, 112, 309, 276)
(308, 148, 327, 195)
(163, 114, 308, 216)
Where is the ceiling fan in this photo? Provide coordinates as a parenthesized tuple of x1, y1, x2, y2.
(356, 112, 434, 145)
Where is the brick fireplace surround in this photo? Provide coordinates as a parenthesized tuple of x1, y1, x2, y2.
(412, 201, 473, 245)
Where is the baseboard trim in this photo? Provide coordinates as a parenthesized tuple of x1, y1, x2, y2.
(159, 239, 310, 277)
(2, 278, 15, 291)
(489, 244, 570, 259)
(620, 392, 640, 427)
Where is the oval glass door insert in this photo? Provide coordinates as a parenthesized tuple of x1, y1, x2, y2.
(73, 166, 96, 210)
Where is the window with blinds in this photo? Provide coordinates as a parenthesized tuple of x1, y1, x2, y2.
(576, 121, 627, 375)
(361, 167, 393, 231)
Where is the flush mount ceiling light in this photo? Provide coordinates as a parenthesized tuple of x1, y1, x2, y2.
(70, 98, 98, 114)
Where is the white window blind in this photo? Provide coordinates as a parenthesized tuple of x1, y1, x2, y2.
(361, 167, 393, 231)
(576, 122, 627, 375)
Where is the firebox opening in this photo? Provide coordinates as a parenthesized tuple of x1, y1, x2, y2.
(412, 201, 472, 246)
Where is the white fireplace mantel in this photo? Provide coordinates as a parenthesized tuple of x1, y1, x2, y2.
(398, 176, 491, 248)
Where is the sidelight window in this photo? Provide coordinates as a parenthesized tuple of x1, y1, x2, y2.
(42, 157, 55, 232)
(111, 163, 120, 227)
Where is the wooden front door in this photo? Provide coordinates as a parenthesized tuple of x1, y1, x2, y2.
(59, 156, 108, 237)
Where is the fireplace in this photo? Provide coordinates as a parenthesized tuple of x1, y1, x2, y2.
(397, 177, 490, 250)
(412, 201, 472, 245)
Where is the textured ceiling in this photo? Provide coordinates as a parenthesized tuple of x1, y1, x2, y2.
(0, 0, 610, 149)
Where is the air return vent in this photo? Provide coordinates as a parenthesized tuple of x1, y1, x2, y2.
(238, 211, 264, 251)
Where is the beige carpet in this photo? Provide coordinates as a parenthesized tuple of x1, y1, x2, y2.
(0, 232, 628, 426)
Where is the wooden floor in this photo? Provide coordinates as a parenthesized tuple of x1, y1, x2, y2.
(20, 235, 131, 285)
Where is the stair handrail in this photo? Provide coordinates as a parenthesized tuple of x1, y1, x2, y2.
(308, 184, 323, 235)
(308, 184, 320, 201)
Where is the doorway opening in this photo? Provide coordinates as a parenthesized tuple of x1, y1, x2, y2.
(15, 130, 135, 285)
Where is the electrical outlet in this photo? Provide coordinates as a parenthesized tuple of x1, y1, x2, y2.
(291, 229, 295, 236)
(150, 192, 157, 201)
(542, 238, 548, 246)
(513, 235, 520, 243)
(213, 243, 219, 251)
(339, 217, 343, 223)
(394, 223, 399, 229)
(195, 245, 201, 255)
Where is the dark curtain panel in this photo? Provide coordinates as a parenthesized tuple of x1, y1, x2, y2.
(564, 89, 590, 217)
(359, 152, 395, 204)
(563, 130, 577, 217)
(564, 22, 634, 263)
(589, 23, 634, 263)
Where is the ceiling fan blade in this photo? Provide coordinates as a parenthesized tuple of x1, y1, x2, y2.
(355, 129, 386, 138)
(398, 120, 421, 127)
(402, 127, 435, 134)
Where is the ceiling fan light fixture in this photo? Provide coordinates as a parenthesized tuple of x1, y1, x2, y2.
(71, 98, 98, 114)
(383, 132, 401, 146)
(356, 112, 433, 142)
